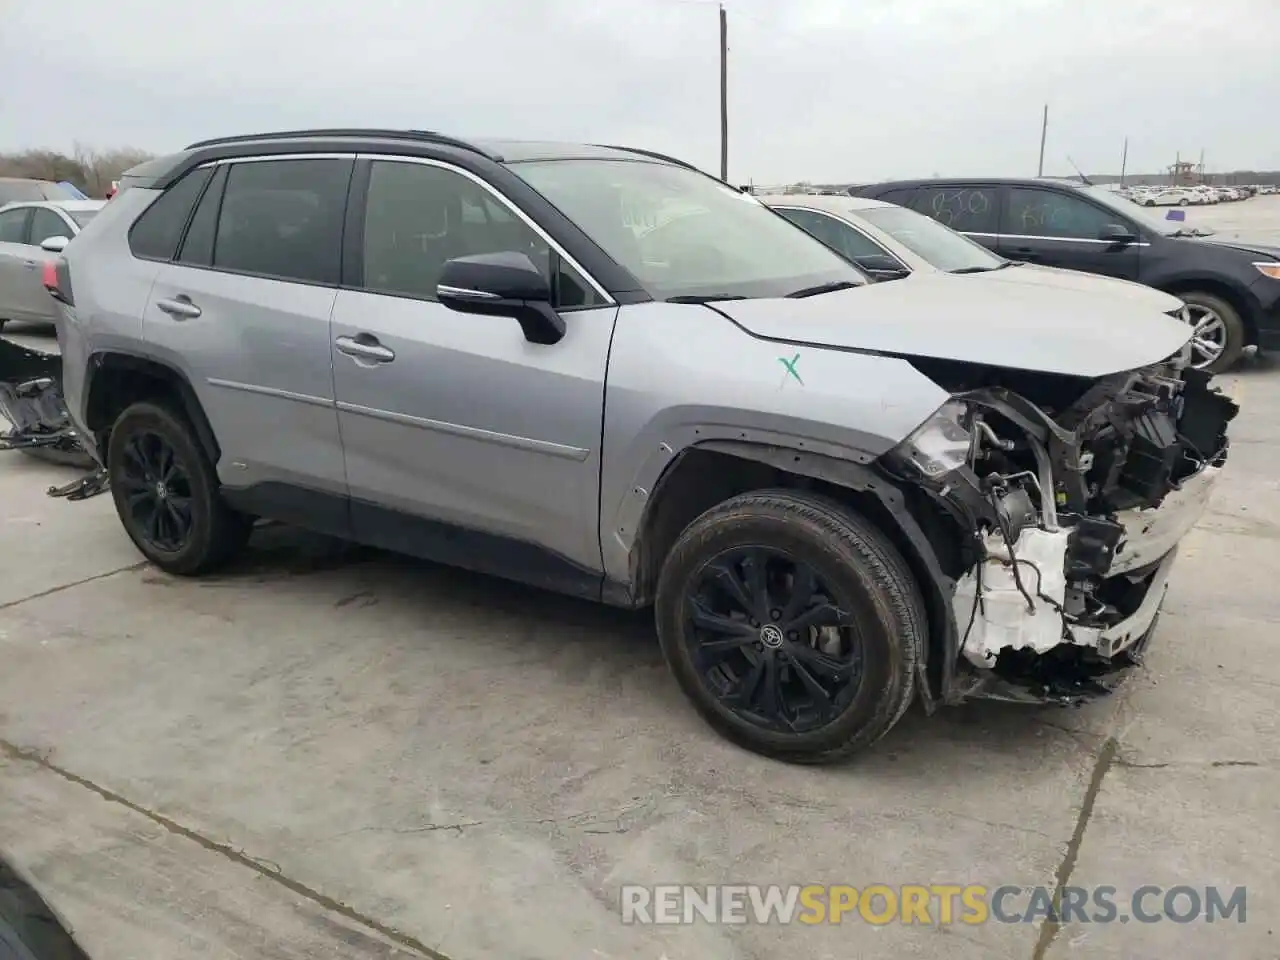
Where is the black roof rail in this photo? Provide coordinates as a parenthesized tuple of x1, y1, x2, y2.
(592, 144, 699, 171)
(183, 128, 497, 159)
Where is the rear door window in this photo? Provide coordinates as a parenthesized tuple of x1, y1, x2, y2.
(0, 207, 30, 244)
(212, 158, 353, 285)
(128, 166, 214, 260)
(176, 165, 229, 267)
(910, 185, 999, 234)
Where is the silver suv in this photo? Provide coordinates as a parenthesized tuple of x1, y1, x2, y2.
(50, 129, 1237, 762)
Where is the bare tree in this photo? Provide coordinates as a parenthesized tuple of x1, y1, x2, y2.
(0, 143, 155, 197)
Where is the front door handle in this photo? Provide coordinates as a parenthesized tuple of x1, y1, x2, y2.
(335, 334, 395, 363)
(155, 296, 202, 319)
(1006, 248, 1041, 262)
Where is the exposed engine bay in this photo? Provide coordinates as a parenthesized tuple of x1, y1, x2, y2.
(889, 351, 1238, 703)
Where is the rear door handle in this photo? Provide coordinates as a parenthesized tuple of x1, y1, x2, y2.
(155, 296, 202, 320)
(334, 334, 395, 363)
(1006, 248, 1041, 262)
(22, 260, 39, 270)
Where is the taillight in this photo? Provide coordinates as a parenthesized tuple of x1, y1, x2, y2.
(44, 257, 74, 306)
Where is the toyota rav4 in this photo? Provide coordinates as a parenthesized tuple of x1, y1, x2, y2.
(46, 129, 1237, 762)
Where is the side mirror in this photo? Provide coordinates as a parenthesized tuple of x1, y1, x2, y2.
(854, 253, 910, 281)
(1098, 224, 1138, 244)
(436, 251, 565, 345)
(39, 235, 69, 253)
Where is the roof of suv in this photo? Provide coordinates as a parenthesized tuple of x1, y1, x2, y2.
(119, 128, 701, 191)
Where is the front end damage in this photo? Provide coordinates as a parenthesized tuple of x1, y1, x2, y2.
(886, 352, 1237, 704)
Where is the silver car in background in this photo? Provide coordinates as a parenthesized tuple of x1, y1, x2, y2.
(0, 199, 104, 330)
(760, 193, 1192, 331)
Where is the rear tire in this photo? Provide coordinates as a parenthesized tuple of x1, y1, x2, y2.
(107, 400, 252, 575)
(654, 489, 925, 764)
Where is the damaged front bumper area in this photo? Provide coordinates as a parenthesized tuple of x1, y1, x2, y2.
(886, 360, 1238, 704)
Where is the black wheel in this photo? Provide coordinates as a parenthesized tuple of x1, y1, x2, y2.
(1179, 291, 1246, 373)
(654, 489, 925, 763)
(107, 400, 252, 575)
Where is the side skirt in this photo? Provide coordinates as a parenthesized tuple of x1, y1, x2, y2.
(221, 481, 626, 606)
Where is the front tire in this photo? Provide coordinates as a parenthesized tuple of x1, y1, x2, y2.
(1179, 291, 1246, 373)
(107, 400, 252, 575)
(654, 489, 925, 764)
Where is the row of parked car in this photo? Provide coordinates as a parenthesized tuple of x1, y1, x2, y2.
(0, 131, 1250, 762)
(1120, 183, 1268, 207)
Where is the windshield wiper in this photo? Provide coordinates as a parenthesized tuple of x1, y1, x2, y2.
(950, 261, 1018, 274)
(665, 294, 748, 304)
(784, 280, 861, 299)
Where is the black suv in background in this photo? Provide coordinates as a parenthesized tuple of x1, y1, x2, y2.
(850, 177, 1280, 372)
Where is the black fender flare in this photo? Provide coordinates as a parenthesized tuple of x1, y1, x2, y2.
(85, 350, 222, 465)
(683, 439, 961, 712)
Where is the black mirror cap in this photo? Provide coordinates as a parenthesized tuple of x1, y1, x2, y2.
(437, 251, 565, 345)
(438, 251, 551, 302)
(1099, 223, 1138, 243)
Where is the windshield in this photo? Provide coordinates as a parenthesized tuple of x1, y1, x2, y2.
(1078, 185, 1189, 236)
(511, 159, 866, 300)
(67, 209, 99, 227)
(856, 204, 1005, 272)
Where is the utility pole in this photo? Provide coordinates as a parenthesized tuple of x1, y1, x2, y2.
(719, 3, 729, 182)
(1037, 104, 1048, 177)
(1120, 137, 1128, 186)
(1198, 147, 1205, 183)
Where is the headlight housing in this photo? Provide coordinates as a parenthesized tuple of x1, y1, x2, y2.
(887, 400, 972, 479)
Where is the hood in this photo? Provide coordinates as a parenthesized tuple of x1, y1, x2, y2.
(714, 273, 1192, 378)
(1194, 236, 1280, 260)
(972, 264, 1184, 313)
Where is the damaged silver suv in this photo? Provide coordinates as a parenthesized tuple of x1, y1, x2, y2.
(48, 130, 1237, 762)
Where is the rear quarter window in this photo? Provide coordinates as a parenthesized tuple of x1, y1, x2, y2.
(910, 185, 998, 234)
(872, 187, 919, 207)
(128, 166, 215, 261)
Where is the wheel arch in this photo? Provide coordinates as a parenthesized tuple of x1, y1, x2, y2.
(1157, 276, 1259, 345)
(84, 351, 220, 464)
(628, 439, 963, 711)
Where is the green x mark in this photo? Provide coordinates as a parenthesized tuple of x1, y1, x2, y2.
(778, 352, 804, 385)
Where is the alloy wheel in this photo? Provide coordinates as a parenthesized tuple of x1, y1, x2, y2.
(1183, 305, 1228, 370)
(683, 546, 863, 733)
(115, 431, 195, 552)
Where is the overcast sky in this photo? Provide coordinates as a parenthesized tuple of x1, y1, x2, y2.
(2, 0, 1276, 183)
